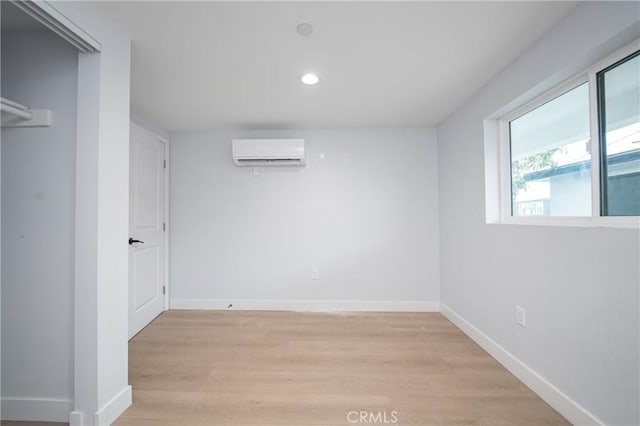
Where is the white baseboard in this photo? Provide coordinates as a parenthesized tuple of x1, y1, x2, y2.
(439, 303, 603, 426)
(94, 385, 131, 426)
(170, 298, 439, 312)
(69, 410, 84, 426)
(1, 397, 72, 422)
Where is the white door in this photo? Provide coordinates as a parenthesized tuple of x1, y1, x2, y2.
(129, 123, 166, 339)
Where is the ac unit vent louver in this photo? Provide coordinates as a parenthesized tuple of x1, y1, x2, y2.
(232, 139, 306, 166)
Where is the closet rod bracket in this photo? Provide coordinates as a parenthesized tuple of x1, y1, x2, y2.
(1, 97, 53, 128)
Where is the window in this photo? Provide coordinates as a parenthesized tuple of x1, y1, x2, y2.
(509, 83, 591, 217)
(598, 51, 640, 216)
(500, 42, 640, 224)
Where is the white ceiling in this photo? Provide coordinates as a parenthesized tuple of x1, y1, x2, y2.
(93, 1, 578, 131)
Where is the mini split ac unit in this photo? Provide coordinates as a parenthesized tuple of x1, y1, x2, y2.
(232, 138, 305, 166)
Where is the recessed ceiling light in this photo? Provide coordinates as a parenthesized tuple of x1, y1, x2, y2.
(300, 73, 319, 85)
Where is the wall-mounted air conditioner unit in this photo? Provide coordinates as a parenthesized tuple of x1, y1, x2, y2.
(232, 138, 305, 166)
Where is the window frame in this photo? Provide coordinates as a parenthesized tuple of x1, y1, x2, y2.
(596, 49, 640, 217)
(498, 40, 640, 228)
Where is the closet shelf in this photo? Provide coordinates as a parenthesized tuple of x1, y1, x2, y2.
(1, 97, 52, 128)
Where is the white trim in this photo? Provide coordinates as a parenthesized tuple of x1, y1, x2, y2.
(1, 397, 72, 422)
(498, 117, 511, 219)
(496, 215, 640, 229)
(10, 0, 101, 53)
(439, 303, 603, 426)
(93, 385, 131, 426)
(69, 410, 84, 426)
(163, 137, 170, 311)
(170, 299, 439, 312)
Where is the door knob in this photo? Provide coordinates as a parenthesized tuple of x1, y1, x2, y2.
(129, 237, 144, 245)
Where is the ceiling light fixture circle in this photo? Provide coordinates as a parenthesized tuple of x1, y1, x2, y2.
(296, 23, 314, 36)
(299, 73, 320, 85)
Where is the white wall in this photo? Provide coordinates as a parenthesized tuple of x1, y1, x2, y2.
(1, 30, 78, 420)
(170, 128, 439, 310)
(42, 2, 132, 424)
(437, 2, 639, 425)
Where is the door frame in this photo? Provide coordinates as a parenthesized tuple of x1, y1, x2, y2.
(130, 121, 170, 312)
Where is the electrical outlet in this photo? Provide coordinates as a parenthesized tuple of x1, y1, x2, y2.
(311, 268, 319, 280)
(516, 306, 526, 327)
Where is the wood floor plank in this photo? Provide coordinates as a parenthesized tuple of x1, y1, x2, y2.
(115, 311, 569, 426)
(0, 423, 66, 426)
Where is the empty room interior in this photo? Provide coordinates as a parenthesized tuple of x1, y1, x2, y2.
(1, 1, 639, 425)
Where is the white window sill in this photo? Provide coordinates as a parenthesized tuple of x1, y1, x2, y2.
(489, 216, 640, 229)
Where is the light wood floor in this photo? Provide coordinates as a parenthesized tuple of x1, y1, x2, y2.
(0, 423, 65, 426)
(114, 310, 569, 426)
